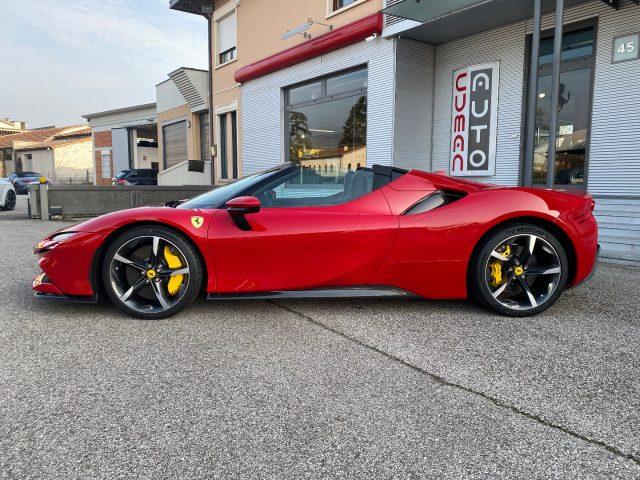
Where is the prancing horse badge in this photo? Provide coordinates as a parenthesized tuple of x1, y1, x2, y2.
(191, 216, 204, 229)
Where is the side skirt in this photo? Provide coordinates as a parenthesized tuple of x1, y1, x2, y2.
(207, 287, 418, 301)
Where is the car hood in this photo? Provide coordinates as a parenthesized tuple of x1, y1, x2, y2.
(53, 206, 217, 237)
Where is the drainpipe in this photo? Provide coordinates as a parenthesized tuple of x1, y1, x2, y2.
(203, 5, 216, 186)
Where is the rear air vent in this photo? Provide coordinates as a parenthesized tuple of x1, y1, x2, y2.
(404, 190, 466, 216)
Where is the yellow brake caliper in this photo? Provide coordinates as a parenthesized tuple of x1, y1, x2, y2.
(164, 246, 184, 296)
(489, 245, 511, 287)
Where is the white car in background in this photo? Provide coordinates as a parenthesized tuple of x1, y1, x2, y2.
(0, 179, 17, 211)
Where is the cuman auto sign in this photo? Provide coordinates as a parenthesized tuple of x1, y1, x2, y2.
(450, 62, 500, 177)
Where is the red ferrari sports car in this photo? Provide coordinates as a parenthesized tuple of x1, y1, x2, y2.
(33, 163, 598, 319)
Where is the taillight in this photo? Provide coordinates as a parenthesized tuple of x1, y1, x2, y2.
(117, 179, 127, 185)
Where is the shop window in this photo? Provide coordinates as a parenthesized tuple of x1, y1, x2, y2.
(285, 67, 367, 184)
(539, 27, 594, 66)
(217, 11, 237, 65)
(525, 23, 595, 189)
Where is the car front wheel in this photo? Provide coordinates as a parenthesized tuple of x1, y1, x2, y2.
(470, 224, 569, 317)
(102, 226, 203, 319)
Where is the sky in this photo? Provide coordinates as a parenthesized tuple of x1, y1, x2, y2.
(0, 0, 208, 128)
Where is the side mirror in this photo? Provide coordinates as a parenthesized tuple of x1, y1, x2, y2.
(227, 196, 260, 230)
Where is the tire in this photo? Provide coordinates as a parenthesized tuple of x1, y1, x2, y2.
(101, 226, 203, 320)
(470, 223, 569, 317)
(1, 190, 16, 211)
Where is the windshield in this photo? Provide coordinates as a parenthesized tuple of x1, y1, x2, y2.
(178, 165, 288, 210)
(115, 170, 131, 179)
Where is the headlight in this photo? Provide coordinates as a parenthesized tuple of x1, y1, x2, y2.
(34, 231, 78, 254)
(51, 232, 77, 242)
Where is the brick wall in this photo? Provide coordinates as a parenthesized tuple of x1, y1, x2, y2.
(93, 130, 113, 186)
(94, 131, 112, 149)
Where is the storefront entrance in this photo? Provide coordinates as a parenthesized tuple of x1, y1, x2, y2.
(526, 22, 595, 189)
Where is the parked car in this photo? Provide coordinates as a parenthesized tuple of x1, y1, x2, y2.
(0, 178, 17, 211)
(112, 169, 158, 186)
(8, 172, 51, 194)
(32, 163, 599, 320)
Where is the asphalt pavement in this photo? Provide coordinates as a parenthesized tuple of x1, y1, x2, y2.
(0, 196, 639, 479)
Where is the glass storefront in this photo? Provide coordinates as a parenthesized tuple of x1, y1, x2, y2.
(529, 24, 595, 189)
(285, 67, 367, 184)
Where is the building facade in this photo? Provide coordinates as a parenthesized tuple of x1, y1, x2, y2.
(156, 67, 212, 185)
(170, 0, 640, 264)
(83, 103, 159, 186)
(0, 125, 92, 182)
(0, 118, 29, 137)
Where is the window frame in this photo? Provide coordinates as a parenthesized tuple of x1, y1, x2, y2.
(327, 0, 369, 17)
(214, 2, 238, 68)
(284, 65, 368, 165)
(216, 104, 239, 183)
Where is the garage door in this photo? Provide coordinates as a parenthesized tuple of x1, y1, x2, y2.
(163, 121, 187, 169)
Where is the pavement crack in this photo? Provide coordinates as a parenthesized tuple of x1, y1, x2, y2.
(272, 301, 640, 467)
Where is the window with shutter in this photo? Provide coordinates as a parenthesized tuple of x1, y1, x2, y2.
(217, 12, 237, 65)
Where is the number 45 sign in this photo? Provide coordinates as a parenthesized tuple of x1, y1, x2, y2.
(613, 33, 639, 64)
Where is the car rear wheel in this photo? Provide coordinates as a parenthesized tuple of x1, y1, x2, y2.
(470, 224, 569, 317)
(102, 226, 203, 319)
(1, 190, 16, 211)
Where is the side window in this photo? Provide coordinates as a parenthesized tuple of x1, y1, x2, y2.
(252, 165, 373, 208)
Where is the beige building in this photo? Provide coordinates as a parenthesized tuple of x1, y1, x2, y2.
(156, 67, 212, 185)
(0, 118, 29, 137)
(170, 0, 383, 184)
(0, 125, 92, 181)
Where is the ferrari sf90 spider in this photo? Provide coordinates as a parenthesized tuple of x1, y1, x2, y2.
(33, 163, 598, 319)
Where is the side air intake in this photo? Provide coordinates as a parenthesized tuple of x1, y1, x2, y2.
(403, 190, 466, 216)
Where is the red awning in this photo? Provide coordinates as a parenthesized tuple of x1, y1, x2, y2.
(235, 13, 383, 84)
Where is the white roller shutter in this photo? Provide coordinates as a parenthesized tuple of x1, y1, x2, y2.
(163, 121, 187, 169)
(218, 12, 236, 54)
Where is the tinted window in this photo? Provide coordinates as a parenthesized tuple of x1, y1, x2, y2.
(286, 68, 367, 172)
(539, 26, 594, 65)
(326, 69, 367, 97)
(288, 82, 322, 105)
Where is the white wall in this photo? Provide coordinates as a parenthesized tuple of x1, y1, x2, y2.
(393, 38, 435, 171)
(53, 141, 93, 183)
(21, 150, 54, 178)
(241, 36, 397, 175)
(87, 105, 156, 131)
(157, 80, 187, 114)
(136, 147, 159, 169)
(158, 160, 211, 186)
(431, 22, 526, 186)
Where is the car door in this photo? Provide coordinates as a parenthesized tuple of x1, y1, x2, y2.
(207, 168, 398, 293)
